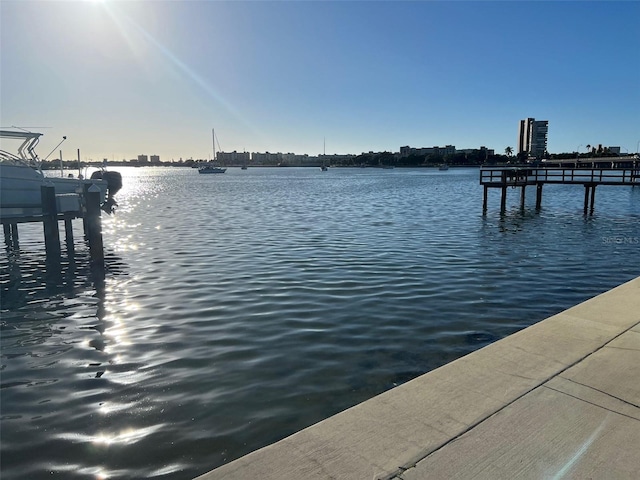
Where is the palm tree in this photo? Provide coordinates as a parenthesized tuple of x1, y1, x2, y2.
(505, 146, 513, 157)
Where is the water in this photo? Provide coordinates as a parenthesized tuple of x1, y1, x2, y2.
(1, 167, 639, 479)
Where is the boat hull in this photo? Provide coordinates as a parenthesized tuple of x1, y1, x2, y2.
(0, 163, 108, 218)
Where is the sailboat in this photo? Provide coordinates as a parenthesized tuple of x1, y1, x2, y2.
(320, 137, 328, 171)
(199, 129, 227, 174)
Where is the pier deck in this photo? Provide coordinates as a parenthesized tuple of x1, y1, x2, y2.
(480, 166, 640, 213)
(196, 276, 640, 480)
(480, 166, 640, 187)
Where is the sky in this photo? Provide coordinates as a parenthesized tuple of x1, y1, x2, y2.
(1, 0, 639, 161)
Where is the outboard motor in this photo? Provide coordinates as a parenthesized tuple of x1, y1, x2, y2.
(90, 170, 123, 214)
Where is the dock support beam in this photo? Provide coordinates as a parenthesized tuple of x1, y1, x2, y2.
(3, 223, 10, 246)
(3, 223, 19, 248)
(500, 186, 507, 213)
(520, 185, 526, 210)
(41, 185, 61, 258)
(583, 184, 597, 215)
(64, 214, 75, 254)
(85, 184, 104, 265)
(535, 183, 543, 210)
(482, 186, 488, 213)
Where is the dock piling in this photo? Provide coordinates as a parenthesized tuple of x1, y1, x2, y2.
(41, 185, 61, 258)
(482, 186, 488, 213)
(3, 223, 16, 247)
(583, 185, 590, 215)
(535, 183, 543, 209)
(64, 214, 75, 254)
(84, 184, 104, 265)
(10, 223, 18, 247)
(583, 184, 597, 215)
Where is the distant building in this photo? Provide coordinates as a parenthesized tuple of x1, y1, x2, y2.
(608, 146, 621, 155)
(217, 151, 250, 164)
(150, 155, 160, 164)
(518, 118, 548, 159)
(457, 146, 495, 157)
(251, 152, 282, 165)
(282, 153, 318, 166)
(399, 145, 456, 157)
(137, 154, 149, 163)
(319, 153, 357, 164)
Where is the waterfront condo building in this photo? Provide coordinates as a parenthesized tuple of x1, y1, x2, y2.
(518, 118, 548, 159)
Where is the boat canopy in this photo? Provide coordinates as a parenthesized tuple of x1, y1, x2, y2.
(0, 130, 43, 165)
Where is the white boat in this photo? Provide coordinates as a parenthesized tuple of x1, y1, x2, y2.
(439, 164, 449, 171)
(199, 129, 227, 174)
(198, 164, 227, 174)
(0, 129, 122, 218)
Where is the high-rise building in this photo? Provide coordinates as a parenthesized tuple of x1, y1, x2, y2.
(518, 118, 548, 159)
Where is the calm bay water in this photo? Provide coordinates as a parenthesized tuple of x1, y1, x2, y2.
(1, 166, 639, 479)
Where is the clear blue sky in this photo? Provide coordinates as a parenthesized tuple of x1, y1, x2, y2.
(1, 1, 638, 161)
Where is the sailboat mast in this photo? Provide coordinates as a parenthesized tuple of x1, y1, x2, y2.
(212, 128, 215, 162)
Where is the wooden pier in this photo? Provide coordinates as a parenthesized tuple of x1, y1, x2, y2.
(1, 185, 105, 264)
(480, 164, 640, 214)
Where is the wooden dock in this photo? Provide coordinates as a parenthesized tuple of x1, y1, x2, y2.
(1, 185, 105, 264)
(480, 164, 640, 214)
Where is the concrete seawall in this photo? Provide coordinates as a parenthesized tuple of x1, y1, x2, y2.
(196, 277, 640, 479)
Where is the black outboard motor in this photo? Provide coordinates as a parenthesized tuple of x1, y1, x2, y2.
(90, 170, 123, 214)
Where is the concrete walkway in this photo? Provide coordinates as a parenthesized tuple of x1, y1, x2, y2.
(196, 277, 640, 480)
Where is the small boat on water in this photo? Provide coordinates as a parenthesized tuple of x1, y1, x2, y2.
(198, 164, 227, 174)
(439, 164, 449, 171)
(199, 128, 226, 174)
(0, 129, 122, 218)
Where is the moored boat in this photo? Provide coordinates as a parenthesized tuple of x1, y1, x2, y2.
(198, 164, 227, 174)
(0, 129, 122, 218)
(199, 128, 227, 174)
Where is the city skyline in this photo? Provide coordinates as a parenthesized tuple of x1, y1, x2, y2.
(1, 1, 638, 160)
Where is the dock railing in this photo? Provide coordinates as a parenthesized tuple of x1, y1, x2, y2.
(480, 167, 640, 187)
